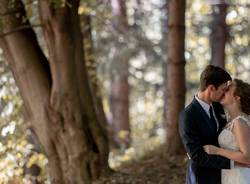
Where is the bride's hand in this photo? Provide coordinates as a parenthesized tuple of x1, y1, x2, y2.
(203, 145, 219, 155)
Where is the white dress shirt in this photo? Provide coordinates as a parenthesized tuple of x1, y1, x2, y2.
(195, 95, 219, 131)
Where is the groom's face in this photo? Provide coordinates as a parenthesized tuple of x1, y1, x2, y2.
(210, 82, 229, 102)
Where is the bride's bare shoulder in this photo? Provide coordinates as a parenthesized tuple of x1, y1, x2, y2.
(232, 117, 250, 134)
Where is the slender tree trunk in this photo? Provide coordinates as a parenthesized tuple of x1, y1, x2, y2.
(210, 3, 228, 68)
(80, 14, 117, 148)
(164, 0, 186, 155)
(0, 1, 109, 183)
(162, 2, 168, 122)
(110, 76, 130, 147)
(81, 14, 109, 135)
(110, 0, 130, 148)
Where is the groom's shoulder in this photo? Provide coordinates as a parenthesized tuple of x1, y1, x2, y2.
(181, 101, 197, 116)
(179, 103, 197, 127)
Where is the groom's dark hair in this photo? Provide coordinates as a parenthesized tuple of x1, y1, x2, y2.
(200, 65, 232, 91)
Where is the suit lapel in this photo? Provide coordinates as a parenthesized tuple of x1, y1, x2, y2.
(191, 98, 217, 134)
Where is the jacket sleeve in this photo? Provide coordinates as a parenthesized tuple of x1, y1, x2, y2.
(179, 110, 231, 169)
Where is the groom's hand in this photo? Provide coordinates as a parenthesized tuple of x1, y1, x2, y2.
(235, 161, 250, 168)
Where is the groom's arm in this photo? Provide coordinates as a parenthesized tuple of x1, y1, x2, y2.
(179, 110, 231, 169)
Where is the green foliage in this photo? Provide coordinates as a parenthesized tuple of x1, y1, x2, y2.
(0, 51, 25, 182)
(0, 52, 48, 183)
(90, 0, 166, 146)
(225, 5, 250, 77)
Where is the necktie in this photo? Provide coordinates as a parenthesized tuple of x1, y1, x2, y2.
(209, 106, 217, 132)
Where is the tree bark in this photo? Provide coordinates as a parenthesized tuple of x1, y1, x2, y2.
(110, 0, 130, 148)
(164, 0, 186, 155)
(210, 3, 228, 68)
(0, 0, 110, 183)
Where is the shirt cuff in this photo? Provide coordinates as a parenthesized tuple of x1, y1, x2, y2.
(230, 160, 234, 169)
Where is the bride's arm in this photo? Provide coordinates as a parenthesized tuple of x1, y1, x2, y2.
(204, 119, 250, 165)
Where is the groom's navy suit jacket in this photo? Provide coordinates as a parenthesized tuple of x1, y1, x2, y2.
(179, 98, 231, 184)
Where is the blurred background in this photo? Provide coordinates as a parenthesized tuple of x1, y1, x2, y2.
(0, 0, 250, 183)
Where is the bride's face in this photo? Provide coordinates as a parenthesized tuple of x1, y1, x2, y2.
(220, 82, 237, 106)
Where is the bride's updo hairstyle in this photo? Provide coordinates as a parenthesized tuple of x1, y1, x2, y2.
(234, 79, 250, 115)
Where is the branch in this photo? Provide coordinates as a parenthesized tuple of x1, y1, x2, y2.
(0, 24, 43, 37)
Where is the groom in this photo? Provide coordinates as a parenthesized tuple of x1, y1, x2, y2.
(179, 65, 232, 184)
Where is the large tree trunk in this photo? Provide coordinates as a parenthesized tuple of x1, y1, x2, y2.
(110, 0, 130, 148)
(164, 0, 186, 156)
(210, 3, 228, 68)
(0, 1, 110, 183)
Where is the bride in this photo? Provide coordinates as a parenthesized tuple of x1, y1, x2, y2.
(204, 79, 250, 184)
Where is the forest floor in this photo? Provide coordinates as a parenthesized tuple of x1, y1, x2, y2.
(93, 143, 187, 184)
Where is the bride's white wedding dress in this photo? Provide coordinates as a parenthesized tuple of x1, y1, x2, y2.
(218, 115, 250, 184)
